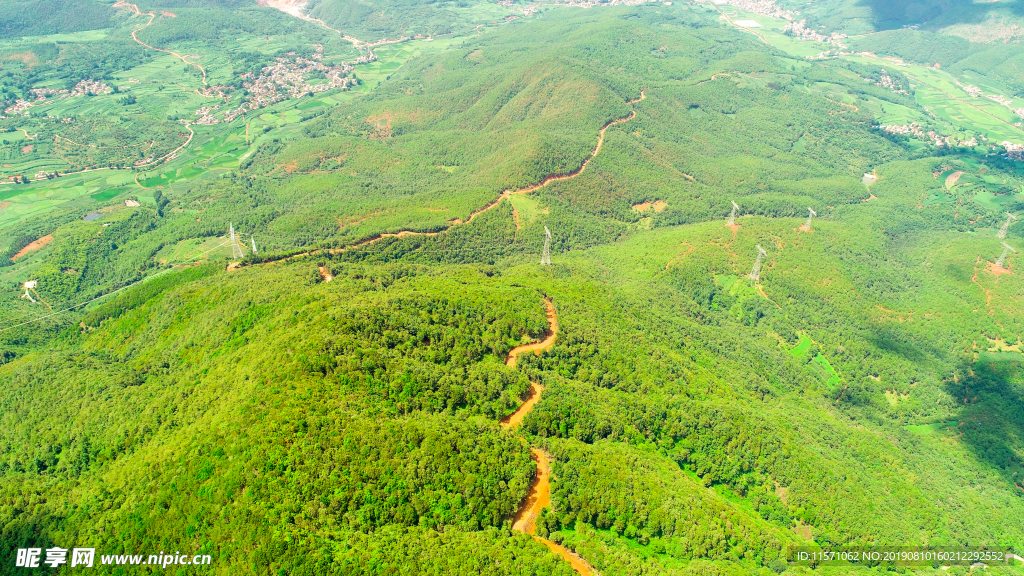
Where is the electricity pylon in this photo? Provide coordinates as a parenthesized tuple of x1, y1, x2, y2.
(251, 236, 258, 254)
(541, 226, 551, 266)
(997, 212, 1017, 239)
(749, 244, 767, 283)
(229, 223, 244, 259)
(803, 207, 817, 231)
(726, 201, 739, 226)
(996, 242, 1016, 268)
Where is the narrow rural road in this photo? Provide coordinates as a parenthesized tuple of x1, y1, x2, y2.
(239, 91, 645, 268)
(506, 298, 559, 368)
(501, 299, 597, 576)
(113, 0, 212, 90)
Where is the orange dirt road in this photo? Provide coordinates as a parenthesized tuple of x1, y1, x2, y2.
(12, 234, 53, 261)
(513, 448, 552, 534)
(512, 449, 595, 576)
(500, 301, 597, 575)
(506, 298, 558, 368)
(501, 382, 544, 429)
(234, 91, 645, 272)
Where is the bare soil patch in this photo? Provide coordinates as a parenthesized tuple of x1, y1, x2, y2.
(12, 234, 53, 261)
(7, 52, 36, 64)
(21, 144, 33, 154)
(774, 482, 789, 505)
(258, 0, 308, 18)
(990, 262, 1012, 276)
(945, 170, 964, 188)
(793, 519, 813, 540)
(366, 114, 394, 139)
(633, 200, 668, 212)
(987, 337, 1022, 352)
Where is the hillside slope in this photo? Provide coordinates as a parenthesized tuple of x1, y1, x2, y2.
(0, 4, 1023, 575)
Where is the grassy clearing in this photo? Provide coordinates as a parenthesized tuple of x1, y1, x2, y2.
(510, 194, 546, 226)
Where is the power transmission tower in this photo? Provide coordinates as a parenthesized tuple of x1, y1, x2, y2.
(748, 244, 767, 283)
(229, 223, 244, 259)
(802, 207, 817, 231)
(541, 226, 552, 266)
(997, 212, 1017, 239)
(251, 236, 258, 254)
(996, 242, 1016, 268)
(726, 201, 739, 227)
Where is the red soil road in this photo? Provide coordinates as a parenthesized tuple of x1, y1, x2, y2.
(231, 91, 645, 271)
(664, 242, 693, 270)
(500, 382, 544, 429)
(512, 449, 553, 534)
(505, 298, 558, 368)
(12, 234, 53, 261)
(511, 449, 595, 575)
(507, 91, 645, 197)
(499, 301, 596, 575)
(971, 257, 994, 308)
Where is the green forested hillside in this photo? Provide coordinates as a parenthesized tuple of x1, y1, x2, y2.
(0, 1, 1022, 575)
(306, 0, 508, 42)
(0, 1, 113, 39)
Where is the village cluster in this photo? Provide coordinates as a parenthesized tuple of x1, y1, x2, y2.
(710, 0, 850, 46)
(873, 69, 910, 95)
(782, 18, 849, 46)
(1003, 141, 1024, 161)
(2, 80, 112, 116)
(879, 122, 980, 148)
(213, 44, 358, 124)
(957, 81, 1024, 122)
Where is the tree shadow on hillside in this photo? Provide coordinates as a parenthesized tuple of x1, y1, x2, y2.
(867, 326, 942, 363)
(944, 358, 1024, 488)
(856, 0, 1024, 30)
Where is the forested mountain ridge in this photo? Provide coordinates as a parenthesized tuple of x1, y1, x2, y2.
(0, 0, 1022, 574)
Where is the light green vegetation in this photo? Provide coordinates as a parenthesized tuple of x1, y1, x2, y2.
(350, 35, 466, 93)
(716, 1, 1024, 149)
(307, 0, 518, 42)
(510, 194, 546, 227)
(858, 54, 1024, 143)
(1, 1, 1024, 575)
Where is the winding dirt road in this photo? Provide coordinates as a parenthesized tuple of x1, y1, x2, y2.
(501, 300, 596, 576)
(506, 298, 559, 368)
(237, 91, 645, 268)
(500, 382, 544, 429)
(113, 1, 211, 91)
